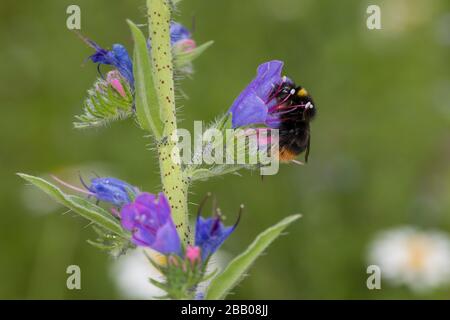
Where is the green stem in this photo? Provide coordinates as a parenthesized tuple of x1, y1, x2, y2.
(147, 0, 190, 244)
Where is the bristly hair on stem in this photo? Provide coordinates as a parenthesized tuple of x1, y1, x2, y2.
(145, 0, 190, 244)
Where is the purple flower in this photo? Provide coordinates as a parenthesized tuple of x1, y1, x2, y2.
(52, 175, 138, 207)
(81, 22, 193, 88)
(121, 192, 181, 255)
(81, 176, 139, 207)
(228, 60, 287, 128)
(170, 22, 193, 45)
(148, 21, 195, 52)
(195, 207, 241, 261)
(85, 39, 134, 88)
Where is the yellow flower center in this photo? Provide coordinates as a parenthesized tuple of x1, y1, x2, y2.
(406, 236, 430, 271)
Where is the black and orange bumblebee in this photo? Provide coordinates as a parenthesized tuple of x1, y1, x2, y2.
(268, 80, 316, 163)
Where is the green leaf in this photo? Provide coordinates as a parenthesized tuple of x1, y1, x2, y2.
(205, 214, 302, 300)
(190, 165, 248, 181)
(187, 113, 247, 181)
(216, 112, 232, 131)
(17, 173, 127, 238)
(127, 20, 163, 138)
(86, 239, 118, 251)
(173, 41, 214, 70)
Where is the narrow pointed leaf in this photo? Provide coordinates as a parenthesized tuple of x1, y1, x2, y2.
(174, 41, 214, 70)
(17, 173, 127, 238)
(127, 20, 162, 138)
(205, 214, 301, 300)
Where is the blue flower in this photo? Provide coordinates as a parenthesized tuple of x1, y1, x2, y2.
(86, 39, 134, 88)
(81, 176, 139, 207)
(81, 22, 193, 88)
(52, 175, 138, 207)
(228, 60, 286, 128)
(147, 21, 195, 52)
(170, 22, 193, 45)
(194, 200, 241, 261)
(120, 192, 181, 255)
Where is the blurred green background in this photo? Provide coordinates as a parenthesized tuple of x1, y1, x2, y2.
(1, 0, 450, 299)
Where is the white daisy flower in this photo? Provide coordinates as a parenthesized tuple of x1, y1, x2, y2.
(110, 249, 229, 299)
(368, 226, 450, 291)
(110, 249, 165, 299)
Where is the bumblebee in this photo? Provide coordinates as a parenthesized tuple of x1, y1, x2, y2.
(269, 80, 316, 163)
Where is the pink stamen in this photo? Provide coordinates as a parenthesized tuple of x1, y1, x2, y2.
(266, 76, 287, 104)
(270, 103, 308, 116)
(51, 175, 94, 196)
(278, 92, 293, 105)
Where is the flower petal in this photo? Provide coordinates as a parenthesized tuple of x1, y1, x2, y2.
(89, 177, 138, 207)
(88, 42, 134, 87)
(195, 216, 236, 261)
(229, 60, 284, 128)
(120, 192, 181, 255)
(120, 202, 142, 231)
(152, 221, 182, 255)
(230, 89, 268, 128)
(132, 226, 156, 247)
(170, 22, 192, 45)
(252, 60, 284, 99)
(110, 44, 134, 86)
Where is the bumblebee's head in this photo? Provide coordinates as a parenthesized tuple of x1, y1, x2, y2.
(295, 86, 316, 120)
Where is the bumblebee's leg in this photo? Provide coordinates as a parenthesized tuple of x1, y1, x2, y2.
(305, 134, 311, 163)
(291, 159, 304, 166)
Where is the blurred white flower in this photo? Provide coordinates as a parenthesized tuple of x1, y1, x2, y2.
(194, 250, 232, 299)
(368, 226, 450, 291)
(110, 248, 230, 299)
(110, 249, 165, 299)
(381, 0, 434, 35)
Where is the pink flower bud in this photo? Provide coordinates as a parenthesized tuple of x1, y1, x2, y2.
(175, 39, 197, 53)
(185, 245, 201, 265)
(106, 70, 126, 98)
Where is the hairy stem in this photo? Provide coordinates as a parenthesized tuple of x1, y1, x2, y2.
(147, 0, 190, 244)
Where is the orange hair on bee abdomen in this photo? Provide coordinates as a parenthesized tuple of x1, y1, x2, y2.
(278, 147, 298, 162)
